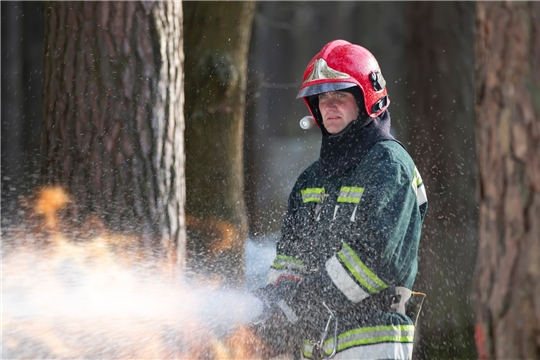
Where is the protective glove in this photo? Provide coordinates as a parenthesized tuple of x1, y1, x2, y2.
(275, 274, 336, 342)
(250, 284, 281, 324)
(250, 284, 303, 357)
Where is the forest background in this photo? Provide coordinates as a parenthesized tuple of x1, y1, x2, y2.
(2, 2, 539, 360)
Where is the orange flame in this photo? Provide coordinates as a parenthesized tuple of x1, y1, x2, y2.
(34, 186, 70, 231)
(3, 186, 273, 359)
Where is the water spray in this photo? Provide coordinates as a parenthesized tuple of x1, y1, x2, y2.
(2, 186, 268, 359)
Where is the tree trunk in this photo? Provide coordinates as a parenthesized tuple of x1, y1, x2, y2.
(183, 1, 254, 285)
(41, 1, 185, 264)
(474, 2, 540, 359)
(403, 2, 478, 359)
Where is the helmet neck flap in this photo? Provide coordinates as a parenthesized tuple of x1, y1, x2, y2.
(318, 109, 396, 177)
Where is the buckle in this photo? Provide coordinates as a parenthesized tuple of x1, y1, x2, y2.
(311, 302, 338, 359)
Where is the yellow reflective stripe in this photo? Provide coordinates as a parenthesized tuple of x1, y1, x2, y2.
(303, 325, 415, 357)
(412, 167, 423, 188)
(337, 325, 415, 351)
(302, 340, 313, 358)
(271, 254, 305, 271)
(337, 186, 364, 203)
(276, 254, 304, 265)
(301, 187, 326, 203)
(340, 242, 387, 292)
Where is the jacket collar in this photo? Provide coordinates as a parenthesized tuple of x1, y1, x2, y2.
(318, 110, 397, 177)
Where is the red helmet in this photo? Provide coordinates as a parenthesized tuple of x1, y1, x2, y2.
(297, 40, 389, 118)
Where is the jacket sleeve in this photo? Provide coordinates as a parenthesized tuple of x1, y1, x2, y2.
(323, 151, 427, 304)
(266, 172, 309, 286)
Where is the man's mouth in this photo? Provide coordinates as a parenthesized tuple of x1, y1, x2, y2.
(326, 114, 341, 121)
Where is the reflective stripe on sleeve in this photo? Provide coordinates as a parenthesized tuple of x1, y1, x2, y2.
(337, 186, 364, 204)
(337, 242, 388, 294)
(267, 254, 306, 284)
(302, 325, 415, 359)
(301, 187, 326, 203)
(271, 254, 305, 270)
(326, 255, 370, 302)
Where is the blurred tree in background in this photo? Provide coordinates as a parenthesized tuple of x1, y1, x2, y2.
(40, 1, 185, 263)
(183, 1, 254, 286)
(474, 2, 540, 359)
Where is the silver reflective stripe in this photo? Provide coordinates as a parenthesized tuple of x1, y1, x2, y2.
(326, 255, 369, 303)
(412, 167, 427, 206)
(268, 254, 306, 285)
(277, 299, 298, 324)
(302, 325, 415, 359)
(301, 187, 326, 203)
(337, 186, 364, 204)
(337, 242, 388, 294)
(417, 183, 427, 206)
(303, 338, 414, 360)
(271, 254, 305, 271)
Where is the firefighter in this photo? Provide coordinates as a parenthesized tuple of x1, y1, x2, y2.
(252, 40, 428, 360)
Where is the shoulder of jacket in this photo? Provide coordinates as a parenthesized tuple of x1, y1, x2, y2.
(368, 141, 415, 167)
(355, 141, 417, 182)
(298, 160, 320, 179)
(291, 160, 320, 189)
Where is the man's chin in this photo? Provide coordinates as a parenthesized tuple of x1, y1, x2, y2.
(325, 125, 344, 134)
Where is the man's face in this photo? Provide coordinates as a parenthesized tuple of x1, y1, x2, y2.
(318, 91, 360, 134)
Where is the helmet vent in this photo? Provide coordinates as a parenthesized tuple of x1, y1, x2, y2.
(370, 71, 386, 92)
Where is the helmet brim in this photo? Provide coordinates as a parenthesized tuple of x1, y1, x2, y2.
(296, 82, 357, 99)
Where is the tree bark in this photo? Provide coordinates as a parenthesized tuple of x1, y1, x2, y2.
(183, 1, 254, 285)
(474, 2, 540, 359)
(41, 1, 185, 264)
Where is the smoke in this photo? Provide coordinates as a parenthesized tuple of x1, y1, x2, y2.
(2, 242, 264, 359)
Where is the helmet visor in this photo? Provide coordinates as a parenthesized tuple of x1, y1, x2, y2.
(296, 82, 357, 99)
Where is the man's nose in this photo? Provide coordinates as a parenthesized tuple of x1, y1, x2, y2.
(323, 98, 337, 108)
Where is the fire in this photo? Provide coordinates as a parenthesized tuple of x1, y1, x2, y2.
(2, 186, 270, 359)
(33, 186, 70, 231)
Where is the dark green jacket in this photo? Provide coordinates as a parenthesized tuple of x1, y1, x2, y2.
(267, 140, 428, 359)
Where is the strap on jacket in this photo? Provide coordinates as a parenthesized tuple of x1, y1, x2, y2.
(389, 286, 412, 315)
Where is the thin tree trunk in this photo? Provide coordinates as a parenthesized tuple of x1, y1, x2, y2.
(41, 1, 185, 264)
(474, 2, 540, 359)
(183, 1, 254, 285)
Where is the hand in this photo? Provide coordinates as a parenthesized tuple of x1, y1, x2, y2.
(250, 285, 303, 357)
(281, 275, 334, 341)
